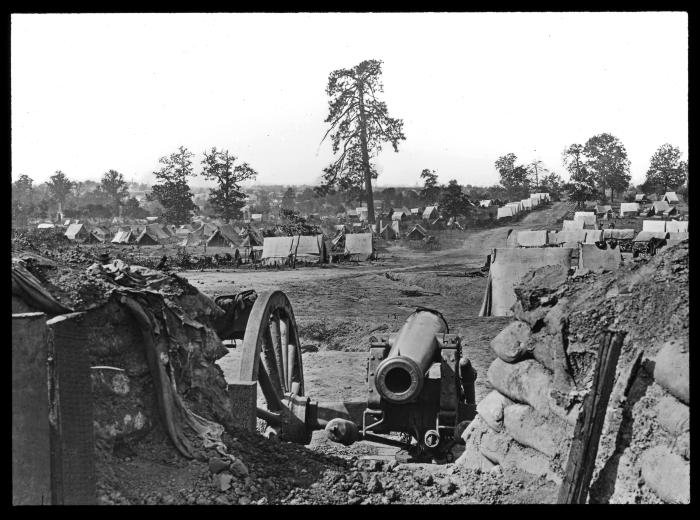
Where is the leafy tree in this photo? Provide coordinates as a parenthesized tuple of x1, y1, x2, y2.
(319, 59, 406, 223)
(148, 146, 197, 225)
(12, 175, 35, 225)
(538, 172, 564, 201)
(562, 144, 599, 207)
(582, 133, 631, 201)
(281, 187, 296, 211)
(644, 143, 688, 194)
(46, 170, 75, 215)
(123, 197, 149, 219)
(439, 180, 472, 218)
(201, 147, 258, 222)
(279, 208, 319, 236)
(495, 154, 530, 199)
(420, 169, 441, 203)
(100, 169, 129, 215)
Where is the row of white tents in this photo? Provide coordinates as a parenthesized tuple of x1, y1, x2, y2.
(496, 193, 550, 220)
(259, 232, 374, 265)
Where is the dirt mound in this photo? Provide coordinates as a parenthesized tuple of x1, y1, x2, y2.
(457, 242, 689, 503)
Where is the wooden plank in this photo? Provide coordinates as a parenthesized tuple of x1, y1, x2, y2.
(557, 330, 626, 504)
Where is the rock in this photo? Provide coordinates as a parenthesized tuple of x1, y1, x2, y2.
(238, 495, 252, 505)
(490, 320, 532, 363)
(654, 339, 689, 404)
(440, 481, 456, 495)
(208, 457, 230, 474)
(213, 472, 233, 492)
(366, 475, 383, 493)
(347, 489, 356, 498)
(162, 494, 176, 505)
(229, 456, 249, 477)
(641, 446, 690, 504)
(476, 390, 514, 432)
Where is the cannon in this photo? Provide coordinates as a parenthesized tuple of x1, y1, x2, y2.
(216, 291, 476, 461)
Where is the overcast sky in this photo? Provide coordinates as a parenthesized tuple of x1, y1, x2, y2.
(11, 12, 688, 189)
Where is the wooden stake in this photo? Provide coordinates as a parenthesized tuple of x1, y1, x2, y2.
(557, 330, 626, 504)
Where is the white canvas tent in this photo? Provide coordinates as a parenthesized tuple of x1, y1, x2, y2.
(574, 214, 597, 229)
(642, 220, 667, 233)
(294, 235, 326, 263)
(480, 200, 493, 208)
(619, 203, 640, 216)
(521, 198, 533, 210)
(562, 219, 584, 231)
(479, 247, 575, 316)
(422, 206, 438, 220)
(344, 233, 374, 260)
(514, 230, 548, 247)
(665, 220, 688, 233)
(579, 243, 622, 272)
(663, 192, 680, 204)
(261, 236, 296, 265)
(496, 206, 516, 219)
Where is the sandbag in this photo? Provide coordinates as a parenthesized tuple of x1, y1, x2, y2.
(654, 339, 689, 404)
(502, 441, 554, 481)
(655, 395, 689, 435)
(478, 423, 511, 464)
(490, 320, 531, 363)
(640, 446, 690, 504)
(502, 404, 570, 458)
(487, 358, 578, 425)
(476, 390, 514, 432)
(529, 331, 574, 390)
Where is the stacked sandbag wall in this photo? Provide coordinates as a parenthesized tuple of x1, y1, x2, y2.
(457, 242, 689, 503)
(457, 304, 580, 484)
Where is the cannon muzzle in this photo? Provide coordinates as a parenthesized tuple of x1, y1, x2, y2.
(374, 308, 448, 404)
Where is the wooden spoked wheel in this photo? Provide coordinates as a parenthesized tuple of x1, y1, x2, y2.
(238, 290, 307, 440)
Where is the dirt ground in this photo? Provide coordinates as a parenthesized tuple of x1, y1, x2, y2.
(185, 202, 574, 456)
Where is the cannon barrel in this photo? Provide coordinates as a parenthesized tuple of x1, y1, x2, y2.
(374, 308, 448, 404)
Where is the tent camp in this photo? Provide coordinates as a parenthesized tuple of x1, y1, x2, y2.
(618, 203, 640, 217)
(206, 228, 238, 248)
(480, 200, 493, 208)
(562, 219, 584, 231)
(496, 206, 517, 219)
(136, 229, 160, 245)
(345, 233, 374, 260)
(406, 224, 428, 240)
(261, 236, 296, 265)
(665, 220, 688, 233)
(422, 206, 439, 220)
(663, 192, 680, 204)
(531, 193, 550, 202)
(521, 198, 533, 210)
(391, 211, 407, 221)
(293, 234, 326, 263)
(37, 223, 55, 229)
(505, 202, 523, 214)
(111, 229, 135, 244)
(635, 194, 650, 203)
(65, 223, 89, 241)
(579, 243, 622, 272)
(410, 208, 421, 216)
(667, 232, 689, 243)
(479, 247, 575, 316)
(642, 220, 667, 233)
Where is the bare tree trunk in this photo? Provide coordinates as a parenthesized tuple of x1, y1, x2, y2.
(357, 86, 375, 224)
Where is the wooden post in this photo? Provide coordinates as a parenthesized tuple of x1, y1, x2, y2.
(557, 330, 626, 504)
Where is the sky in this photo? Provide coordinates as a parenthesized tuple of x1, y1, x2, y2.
(11, 12, 688, 189)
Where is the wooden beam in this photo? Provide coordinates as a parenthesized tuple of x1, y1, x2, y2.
(557, 330, 626, 504)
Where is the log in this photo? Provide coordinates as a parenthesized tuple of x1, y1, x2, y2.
(557, 331, 625, 504)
